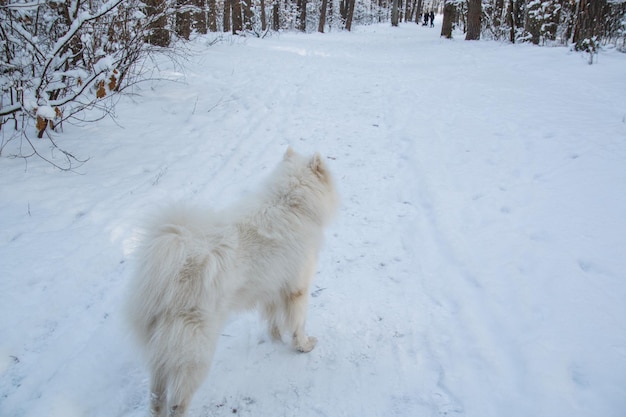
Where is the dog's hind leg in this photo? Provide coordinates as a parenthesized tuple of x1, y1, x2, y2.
(285, 289, 317, 353)
(167, 361, 209, 417)
(150, 369, 167, 417)
(167, 319, 221, 417)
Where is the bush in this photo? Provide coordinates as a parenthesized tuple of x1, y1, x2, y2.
(0, 0, 155, 169)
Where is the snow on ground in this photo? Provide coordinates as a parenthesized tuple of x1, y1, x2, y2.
(1, 22, 626, 417)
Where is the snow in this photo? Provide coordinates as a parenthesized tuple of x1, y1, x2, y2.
(35, 105, 57, 120)
(2, 22, 626, 417)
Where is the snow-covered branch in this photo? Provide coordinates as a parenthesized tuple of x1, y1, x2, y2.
(35, 0, 126, 99)
(0, 0, 156, 168)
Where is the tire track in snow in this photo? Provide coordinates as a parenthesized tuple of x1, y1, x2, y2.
(391, 118, 535, 416)
(378, 90, 468, 415)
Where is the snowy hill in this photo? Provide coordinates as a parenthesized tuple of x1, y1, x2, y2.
(1, 23, 626, 417)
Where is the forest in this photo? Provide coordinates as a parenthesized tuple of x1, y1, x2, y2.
(1, 0, 625, 160)
(1, 2, 625, 416)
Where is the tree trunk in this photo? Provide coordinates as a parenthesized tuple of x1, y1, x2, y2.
(346, 0, 355, 30)
(391, 0, 400, 26)
(465, 0, 481, 40)
(524, 0, 541, 44)
(260, 0, 267, 31)
(176, 0, 192, 40)
(506, 0, 515, 43)
(415, 0, 423, 24)
(572, 0, 608, 44)
(232, 0, 243, 33)
(145, 0, 170, 46)
(243, 0, 253, 30)
(224, 0, 232, 32)
(441, 0, 455, 38)
(405, 0, 411, 23)
(409, 0, 417, 22)
(194, 0, 207, 34)
(341, 0, 355, 30)
(318, 0, 328, 32)
(297, 0, 307, 31)
(208, 0, 218, 31)
(272, 2, 280, 30)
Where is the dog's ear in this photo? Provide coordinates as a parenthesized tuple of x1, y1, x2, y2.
(309, 153, 329, 180)
(284, 146, 295, 160)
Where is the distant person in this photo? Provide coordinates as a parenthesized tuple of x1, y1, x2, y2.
(429, 11, 435, 27)
(423, 12, 429, 26)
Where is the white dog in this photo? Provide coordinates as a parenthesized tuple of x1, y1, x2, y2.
(125, 148, 338, 417)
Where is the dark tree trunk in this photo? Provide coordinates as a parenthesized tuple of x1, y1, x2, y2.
(146, 0, 170, 46)
(345, 0, 355, 30)
(208, 0, 218, 31)
(297, 0, 307, 31)
(415, 0, 423, 24)
(506, 0, 519, 43)
(232, 0, 243, 33)
(404, 0, 411, 23)
(465, 0, 481, 40)
(441, 0, 455, 38)
(176, 0, 192, 40)
(524, 0, 541, 44)
(194, 0, 207, 34)
(318, 0, 328, 32)
(409, 0, 416, 22)
(223, 0, 232, 32)
(272, 2, 280, 30)
(242, 0, 253, 30)
(260, 0, 267, 31)
(507, 0, 514, 43)
(573, 0, 607, 44)
(340, 0, 355, 30)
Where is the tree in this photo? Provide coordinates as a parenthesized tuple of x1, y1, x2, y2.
(146, 0, 171, 46)
(194, 0, 208, 34)
(392, 0, 401, 26)
(466, 0, 481, 39)
(573, 0, 607, 45)
(260, 0, 268, 31)
(176, 0, 193, 39)
(506, 0, 517, 42)
(319, 0, 330, 32)
(441, 0, 457, 38)
(415, 0, 424, 24)
(243, 0, 254, 30)
(340, 0, 356, 30)
(272, 2, 280, 30)
(232, 0, 243, 33)
(405, 0, 412, 23)
(224, 0, 232, 32)
(297, 0, 308, 31)
(208, 0, 219, 31)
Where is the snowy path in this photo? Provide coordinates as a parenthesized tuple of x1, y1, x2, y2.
(2, 24, 626, 417)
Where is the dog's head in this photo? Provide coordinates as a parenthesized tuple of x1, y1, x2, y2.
(279, 147, 339, 226)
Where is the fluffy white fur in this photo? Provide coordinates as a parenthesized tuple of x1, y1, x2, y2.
(126, 148, 338, 417)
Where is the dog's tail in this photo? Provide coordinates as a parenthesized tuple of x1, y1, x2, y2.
(126, 206, 236, 345)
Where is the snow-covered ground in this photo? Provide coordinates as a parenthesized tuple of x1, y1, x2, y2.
(1, 22, 626, 417)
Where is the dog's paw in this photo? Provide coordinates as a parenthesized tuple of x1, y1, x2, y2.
(294, 336, 317, 353)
